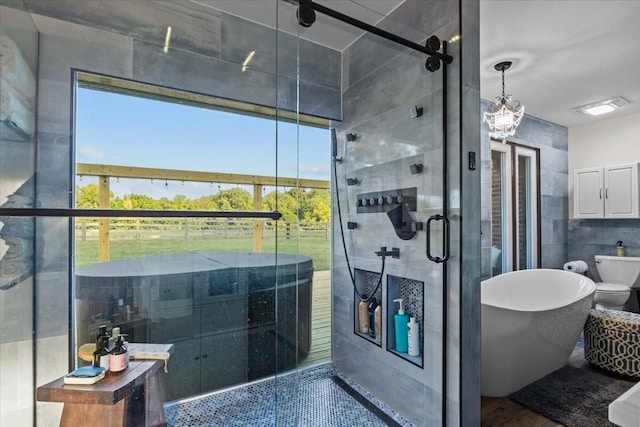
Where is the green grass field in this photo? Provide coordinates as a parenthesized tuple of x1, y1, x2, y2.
(75, 234, 330, 270)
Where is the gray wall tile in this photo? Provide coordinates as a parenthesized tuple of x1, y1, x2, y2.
(479, 99, 569, 272)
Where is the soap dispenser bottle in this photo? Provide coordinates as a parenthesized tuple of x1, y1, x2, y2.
(617, 241, 625, 257)
(393, 298, 409, 353)
(368, 298, 379, 339)
(407, 317, 420, 356)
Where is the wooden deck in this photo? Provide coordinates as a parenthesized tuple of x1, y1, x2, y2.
(300, 270, 331, 367)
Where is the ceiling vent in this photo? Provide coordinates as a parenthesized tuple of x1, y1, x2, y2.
(573, 96, 630, 116)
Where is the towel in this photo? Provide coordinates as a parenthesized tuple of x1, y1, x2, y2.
(0, 80, 35, 138)
(0, 35, 36, 102)
(128, 343, 172, 373)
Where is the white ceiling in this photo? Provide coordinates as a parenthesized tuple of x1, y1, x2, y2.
(194, 0, 405, 51)
(480, 0, 640, 128)
(202, 0, 640, 129)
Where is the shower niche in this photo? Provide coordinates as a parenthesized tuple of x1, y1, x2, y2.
(386, 275, 424, 367)
(353, 268, 382, 347)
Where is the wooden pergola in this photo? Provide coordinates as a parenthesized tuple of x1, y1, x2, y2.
(77, 163, 330, 262)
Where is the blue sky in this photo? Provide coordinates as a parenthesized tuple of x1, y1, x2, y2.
(75, 87, 330, 199)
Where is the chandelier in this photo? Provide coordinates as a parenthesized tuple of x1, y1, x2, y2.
(483, 61, 524, 143)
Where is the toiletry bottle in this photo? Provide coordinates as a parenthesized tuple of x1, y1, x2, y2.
(358, 295, 369, 334)
(368, 298, 378, 339)
(374, 304, 382, 343)
(109, 326, 120, 351)
(93, 336, 110, 371)
(95, 325, 108, 344)
(109, 335, 128, 372)
(393, 298, 409, 353)
(407, 317, 420, 356)
(617, 241, 625, 257)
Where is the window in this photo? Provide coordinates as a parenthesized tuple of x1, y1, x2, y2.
(490, 140, 540, 275)
(72, 73, 333, 400)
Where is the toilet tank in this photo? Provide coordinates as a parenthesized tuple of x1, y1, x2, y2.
(595, 255, 640, 288)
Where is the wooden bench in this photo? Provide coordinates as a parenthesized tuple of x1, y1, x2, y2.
(37, 344, 172, 427)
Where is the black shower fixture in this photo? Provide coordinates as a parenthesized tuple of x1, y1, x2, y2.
(410, 106, 423, 118)
(346, 177, 360, 186)
(409, 163, 424, 174)
(425, 55, 441, 72)
(296, 0, 316, 27)
(346, 133, 357, 142)
(295, 1, 452, 73)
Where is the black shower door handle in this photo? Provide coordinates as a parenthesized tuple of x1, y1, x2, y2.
(426, 214, 449, 263)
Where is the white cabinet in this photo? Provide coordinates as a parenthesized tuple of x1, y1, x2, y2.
(574, 163, 640, 219)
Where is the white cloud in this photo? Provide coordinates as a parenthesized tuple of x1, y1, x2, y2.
(77, 146, 116, 162)
(294, 163, 330, 179)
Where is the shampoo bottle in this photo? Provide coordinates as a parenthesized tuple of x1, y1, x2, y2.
(407, 317, 420, 356)
(368, 298, 378, 339)
(358, 295, 369, 334)
(109, 335, 128, 372)
(93, 336, 110, 371)
(393, 298, 409, 353)
(374, 304, 382, 343)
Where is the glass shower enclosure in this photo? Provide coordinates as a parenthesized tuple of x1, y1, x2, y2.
(0, 1, 478, 426)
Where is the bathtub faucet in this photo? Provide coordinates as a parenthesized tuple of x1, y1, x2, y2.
(375, 246, 400, 259)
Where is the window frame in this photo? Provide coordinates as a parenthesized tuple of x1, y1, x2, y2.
(490, 139, 541, 274)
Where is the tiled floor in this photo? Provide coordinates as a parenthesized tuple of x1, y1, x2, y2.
(165, 362, 413, 427)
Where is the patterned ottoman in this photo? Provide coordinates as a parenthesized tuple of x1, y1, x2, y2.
(584, 309, 640, 377)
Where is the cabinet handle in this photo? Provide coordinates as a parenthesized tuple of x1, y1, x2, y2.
(202, 354, 208, 359)
(600, 188, 603, 199)
(194, 356, 200, 361)
(605, 187, 609, 199)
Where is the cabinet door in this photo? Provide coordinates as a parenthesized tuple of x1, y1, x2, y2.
(199, 329, 248, 393)
(164, 339, 201, 401)
(574, 167, 604, 218)
(605, 164, 639, 218)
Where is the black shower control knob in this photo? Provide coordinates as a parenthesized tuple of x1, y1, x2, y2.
(356, 199, 363, 207)
(368, 198, 377, 206)
(397, 194, 404, 203)
(386, 195, 395, 204)
(378, 196, 385, 205)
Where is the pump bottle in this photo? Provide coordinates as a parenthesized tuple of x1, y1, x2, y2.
(393, 298, 409, 353)
(109, 335, 128, 372)
(368, 298, 378, 339)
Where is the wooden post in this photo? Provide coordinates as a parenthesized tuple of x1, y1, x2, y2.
(98, 175, 110, 262)
(253, 184, 263, 253)
(81, 218, 87, 241)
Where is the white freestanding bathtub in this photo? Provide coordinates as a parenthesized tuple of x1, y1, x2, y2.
(481, 269, 596, 397)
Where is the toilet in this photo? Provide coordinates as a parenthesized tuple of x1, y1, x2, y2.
(593, 255, 640, 310)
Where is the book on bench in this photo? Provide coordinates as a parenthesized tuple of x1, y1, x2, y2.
(63, 366, 106, 385)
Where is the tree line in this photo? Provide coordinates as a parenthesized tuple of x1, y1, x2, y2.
(76, 184, 330, 223)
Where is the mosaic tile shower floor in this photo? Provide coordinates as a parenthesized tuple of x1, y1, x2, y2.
(165, 363, 414, 426)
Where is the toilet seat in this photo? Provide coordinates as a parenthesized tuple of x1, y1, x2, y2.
(596, 282, 630, 293)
